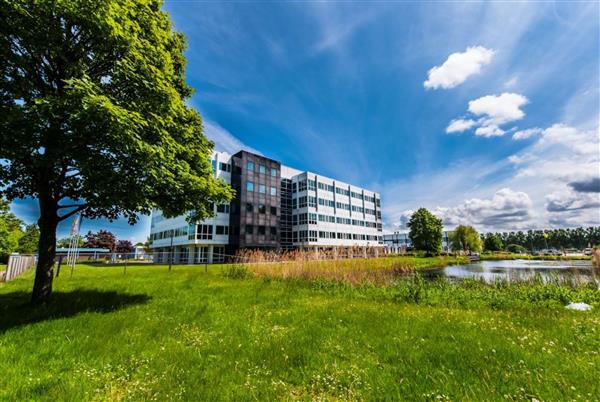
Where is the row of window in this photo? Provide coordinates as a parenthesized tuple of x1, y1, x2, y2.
(246, 181, 277, 195)
(247, 161, 278, 177)
(244, 225, 278, 236)
(246, 203, 277, 215)
(150, 226, 188, 241)
(293, 213, 382, 229)
(293, 231, 383, 242)
(292, 180, 379, 203)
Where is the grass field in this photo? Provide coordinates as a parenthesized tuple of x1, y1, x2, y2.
(1, 258, 599, 401)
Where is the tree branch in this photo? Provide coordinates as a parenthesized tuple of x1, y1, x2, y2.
(57, 203, 87, 209)
(57, 204, 87, 221)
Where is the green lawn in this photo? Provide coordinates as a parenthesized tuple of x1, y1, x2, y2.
(1, 261, 599, 401)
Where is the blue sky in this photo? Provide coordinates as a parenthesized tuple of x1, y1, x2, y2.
(11, 1, 600, 242)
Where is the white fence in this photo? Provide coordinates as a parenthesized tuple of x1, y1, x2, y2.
(3, 254, 37, 282)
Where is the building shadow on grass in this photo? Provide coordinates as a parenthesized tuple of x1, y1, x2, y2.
(0, 290, 151, 333)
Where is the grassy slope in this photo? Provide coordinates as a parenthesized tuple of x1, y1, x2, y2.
(1, 262, 599, 401)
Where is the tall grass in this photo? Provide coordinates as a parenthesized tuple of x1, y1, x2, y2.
(232, 250, 466, 285)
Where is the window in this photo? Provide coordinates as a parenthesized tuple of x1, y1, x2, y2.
(298, 180, 307, 192)
(292, 182, 297, 193)
(298, 213, 307, 225)
(216, 204, 230, 213)
(270, 227, 277, 235)
(247, 161, 254, 171)
(319, 198, 335, 207)
(259, 164, 266, 174)
(246, 203, 253, 212)
(258, 204, 266, 214)
(308, 196, 317, 208)
(211, 160, 217, 172)
(258, 226, 266, 235)
(270, 186, 277, 196)
(292, 198, 297, 209)
(271, 168, 278, 177)
(308, 213, 317, 225)
(336, 187, 349, 196)
(259, 184, 266, 194)
(219, 162, 231, 172)
(196, 224, 213, 240)
(247, 181, 254, 192)
(292, 214, 298, 225)
(308, 179, 316, 191)
(245, 225, 254, 235)
(216, 225, 229, 235)
(298, 196, 307, 208)
(270, 206, 277, 215)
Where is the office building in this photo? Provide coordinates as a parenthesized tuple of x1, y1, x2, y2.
(149, 150, 384, 262)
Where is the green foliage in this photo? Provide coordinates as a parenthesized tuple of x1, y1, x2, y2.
(17, 224, 39, 254)
(450, 225, 482, 252)
(482, 232, 503, 252)
(0, 199, 24, 259)
(407, 208, 443, 255)
(1, 0, 233, 223)
(222, 264, 252, 280)
(57, 236, 85, 248)
(506, 243, 527, 254)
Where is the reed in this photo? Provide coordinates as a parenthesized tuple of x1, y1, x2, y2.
(232, 249, 465, 285)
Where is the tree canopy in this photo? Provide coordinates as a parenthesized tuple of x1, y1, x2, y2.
(408, 208, 443, 256)
(450, 225, 482, 253)
(0, 0, 233, 303)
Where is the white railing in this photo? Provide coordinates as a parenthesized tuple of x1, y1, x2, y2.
(4, 254, 37, 282)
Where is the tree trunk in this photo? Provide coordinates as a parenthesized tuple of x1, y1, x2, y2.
(31, 200, 58, 305)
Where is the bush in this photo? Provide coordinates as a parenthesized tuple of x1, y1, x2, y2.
(222, 264, 252, 280)
(506, 244, 527, 254)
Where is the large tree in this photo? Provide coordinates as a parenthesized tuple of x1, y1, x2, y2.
(450, 225, 482, 253)
(0, 0, 233, 303)
(407, 208, 443, 256)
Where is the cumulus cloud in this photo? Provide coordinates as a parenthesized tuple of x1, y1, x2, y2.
(203, 120, 262, 155)
(445, 93, 529, 137)
(446, 119, 477, 133)
(475, 124, 504, 137)
(433, 188, 534, 229)
(468, 93, 529, 126)
(424, 46, 495, 90)
(513, 127, 543, 140)
(569, 178, 600, 193)
(546, 190, 600, 212)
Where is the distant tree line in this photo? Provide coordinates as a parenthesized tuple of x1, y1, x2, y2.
(481, 227, 600, 252)
(406, 207, 600, 255)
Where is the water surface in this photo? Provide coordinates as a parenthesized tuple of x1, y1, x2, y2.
(427, 259, 598, 283)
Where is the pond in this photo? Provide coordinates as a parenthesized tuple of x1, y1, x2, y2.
(427, 259, 598, 283)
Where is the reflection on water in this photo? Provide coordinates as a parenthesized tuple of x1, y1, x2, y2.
(427, 259, 599, 283)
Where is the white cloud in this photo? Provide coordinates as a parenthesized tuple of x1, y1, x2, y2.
(446, 119, 477, 133)
(513, 127, 543, 140)
(433, 188, 534, 230)
(424, 46, 495, 90)
(446, 93, 529, 137)
(468, 93, 529, 126)
(475, 124, 504, 137)
(203, 120, 262, 155)
(546, 190, 600, 213)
